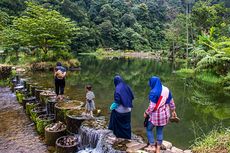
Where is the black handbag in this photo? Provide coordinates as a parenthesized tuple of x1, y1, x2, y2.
(143, 115, 150, 127)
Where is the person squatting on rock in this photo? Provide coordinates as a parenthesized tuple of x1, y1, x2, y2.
(54, 62, 66, 100)
(144, 76, 177, 153)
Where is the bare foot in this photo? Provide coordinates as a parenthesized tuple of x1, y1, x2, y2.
(156, 145, 160, 153)
(145, 145, 156, 153)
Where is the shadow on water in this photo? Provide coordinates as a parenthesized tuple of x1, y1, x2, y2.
(26, 56, 230, 149)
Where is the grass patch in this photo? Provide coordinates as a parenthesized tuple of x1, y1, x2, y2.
(192, 128, 230, 153)
(0, 79, 9, 87)
(175, 68, 195, 77)
(196, 72, 222, 85)
(79, 52, 97, 56)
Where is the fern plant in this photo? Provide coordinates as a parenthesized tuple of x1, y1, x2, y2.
(192, 28, 230, 75)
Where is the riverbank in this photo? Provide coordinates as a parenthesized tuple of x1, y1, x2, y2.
(192, 128, 230, 153)
(80, 49, 164, 60)
(0, 87, 48, 153)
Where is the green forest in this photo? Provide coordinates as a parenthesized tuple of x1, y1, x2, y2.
(0, 0, 230, 90)
(0, 1, 230, 152)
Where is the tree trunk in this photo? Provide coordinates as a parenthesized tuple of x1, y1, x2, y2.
(42, 39, 48, 54)
(14, 46, 19, 61)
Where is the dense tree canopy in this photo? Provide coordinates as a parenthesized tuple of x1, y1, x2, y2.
(0, 2, 77, 60)
(0, 0, 229, 59)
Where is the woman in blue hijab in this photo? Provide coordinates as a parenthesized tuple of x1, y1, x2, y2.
(108, 75, 134, 139)
(144, 76, 177, 153)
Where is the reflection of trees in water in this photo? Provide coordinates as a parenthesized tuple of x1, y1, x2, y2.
(77, 57, 173, 88)
(188, 80, 230, 121)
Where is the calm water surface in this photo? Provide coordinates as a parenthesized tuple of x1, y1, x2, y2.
(27, 56, 230, 149)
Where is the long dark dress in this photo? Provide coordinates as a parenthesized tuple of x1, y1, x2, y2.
(108, 75, 134, 139)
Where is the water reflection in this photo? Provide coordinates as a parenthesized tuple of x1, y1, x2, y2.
(26, 56, 230, 149)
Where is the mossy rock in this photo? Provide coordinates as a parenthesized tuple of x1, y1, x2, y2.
(31, 107, 46, 122)
(30, 85, 42, 97)
(81, 117, 107, 130)
(16, 91, 24, 104)
(112, 139, 130, 151)
(26, 82, 33, 94)
(36, 114, 55, 135)
(55, 101, 84, 123)
(66, 109, 85, 133)
(45, 123, 67, 146)
(66, 109, 85, 117)
(26, 103, 38, 116)
(40, 91, 56, 105)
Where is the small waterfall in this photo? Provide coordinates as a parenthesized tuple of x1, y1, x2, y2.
(77, 116, 118, 153)
(78, 125, 110, 149)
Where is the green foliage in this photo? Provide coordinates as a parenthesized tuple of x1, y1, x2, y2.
(34, 0, 183, 51)
(192, 31, 230, 75)
(0, 79, 9, 87)
(0, 2, 78, 63)
(175, 68, 195, 77)
(192, 128, 230, 153)
(16, 91, 24, 104)
(164, 13, 191, 58)
(14, 2, 77, 54)
(36, 116, 53, 135)
(222, 72, 230, 91)
(191, 1, 229, 33)
(26, 103, 36, 116)
(0, 10, 10, 30)
(0, 0, 26, 15)
(196, 71, 222, 85)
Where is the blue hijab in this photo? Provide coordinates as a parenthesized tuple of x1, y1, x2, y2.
(114, 75, 134, 108)
(149, 76, 162, 103)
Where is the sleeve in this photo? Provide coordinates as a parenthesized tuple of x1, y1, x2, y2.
(166, 91, 176, 110)
(114, 91, 121, 104)
(166, 92, 172, 104)
(169, 99, 176, 110)
(110, 102, 119, 110)
(146, 101, 156, 114)
(86, 92, 95, 100)
(92, 92, 95, 99)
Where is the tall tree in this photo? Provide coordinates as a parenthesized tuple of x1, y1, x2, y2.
(12, 2, 77, 55)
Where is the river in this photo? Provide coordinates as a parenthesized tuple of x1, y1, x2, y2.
(25, 56, 230, 149)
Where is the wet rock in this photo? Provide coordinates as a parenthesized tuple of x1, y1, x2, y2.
(144, 146, 155, 153)
(106, 136, 117, 144)
(171, 146, 184, 153)
(136, 150, 148, 153)
(56, 136, 77, 146)
(46, 121, 65, 131)
(161, 150, 174, 153)
(162, 140, 173, 150)
(81, 117, 107, 130)
(126, 143, 147, 152)
(126, 141, 140, 148)
(183, 150, 192, 153)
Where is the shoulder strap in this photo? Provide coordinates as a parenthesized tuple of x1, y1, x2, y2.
(153, 95, 163, 111)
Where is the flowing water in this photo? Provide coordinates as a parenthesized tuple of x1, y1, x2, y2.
(25, 56, 230, 149)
